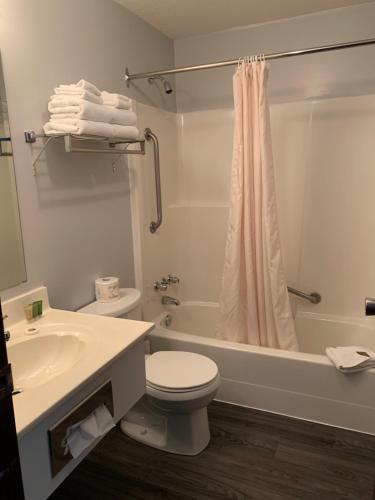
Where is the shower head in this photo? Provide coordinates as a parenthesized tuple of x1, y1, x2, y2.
(162, 78, 173, 94)
(148, 75, 173, 94)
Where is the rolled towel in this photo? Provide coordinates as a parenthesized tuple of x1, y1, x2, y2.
(56, 79, 101, 96)
(52, 90, 102, 105)
(44, 119, 113, 137)
(326, 346, 375, 373)
(48, 100, 137, 126)
(101, 91, 132, 110)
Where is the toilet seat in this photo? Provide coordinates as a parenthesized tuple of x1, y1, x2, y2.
(146, 351, 219, 393)
(146, 378, 218, 394)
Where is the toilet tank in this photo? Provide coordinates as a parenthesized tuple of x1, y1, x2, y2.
(119, 304, 142, 321)
(78, 288, 142, 320)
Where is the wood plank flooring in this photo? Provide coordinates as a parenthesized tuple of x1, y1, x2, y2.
(50, 402, 375, 500)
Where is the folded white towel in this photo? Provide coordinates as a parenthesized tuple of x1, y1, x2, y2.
(101, 91, 132, 109)
(112, 124, 140, 140)
(326, 346, 375, 373)
(103, 98, 132, 110)
(48, 100, 137, 126)
(51, 90, 102, 104)
(44, 119, 113, 137)
(56, 79, 101, 97)
(44, 119, 140, 140)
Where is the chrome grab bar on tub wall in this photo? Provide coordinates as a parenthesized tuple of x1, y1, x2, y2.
(287, 286, 321, 304)
(145, 128, 162, 233)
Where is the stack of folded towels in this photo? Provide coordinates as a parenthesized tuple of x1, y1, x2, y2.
(43, 79, 139, 140)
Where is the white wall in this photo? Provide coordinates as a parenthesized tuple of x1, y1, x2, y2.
(129, 102, 178, 319)
(0, 0, 175, 309)
(297, 94, 375, 317)
(174, 3, 375, 112)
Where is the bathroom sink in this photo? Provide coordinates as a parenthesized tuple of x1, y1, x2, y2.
(7, 324, 92, 390)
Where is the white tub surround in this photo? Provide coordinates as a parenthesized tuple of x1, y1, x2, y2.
(3, 287, 153, 500)
(150, 302, 375, 436)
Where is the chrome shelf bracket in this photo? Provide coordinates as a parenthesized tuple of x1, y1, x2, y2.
(24, 130, 145, 175)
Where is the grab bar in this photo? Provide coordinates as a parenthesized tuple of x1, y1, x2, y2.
(145, 128, 162, 233)
(287, 286, 321, 304)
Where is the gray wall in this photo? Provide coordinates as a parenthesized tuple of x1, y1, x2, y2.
(174, 2, 375, 112)
(0, 0, 175, 309)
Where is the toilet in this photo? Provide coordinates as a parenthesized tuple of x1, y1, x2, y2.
(78, 288, 220, 456)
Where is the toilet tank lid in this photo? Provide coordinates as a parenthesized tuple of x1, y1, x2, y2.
(77, 288, 142, 318)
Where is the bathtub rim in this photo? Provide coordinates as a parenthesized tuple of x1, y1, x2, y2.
(151, 302, 375, 365)
(150, 311, 335, 367)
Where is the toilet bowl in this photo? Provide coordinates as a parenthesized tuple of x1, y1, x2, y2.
(121, 351, 220, 455)
(78, 291, 220, 455)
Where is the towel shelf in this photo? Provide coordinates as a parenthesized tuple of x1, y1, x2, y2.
(24, 127, 163, 233)
(24, 130, 145, 173)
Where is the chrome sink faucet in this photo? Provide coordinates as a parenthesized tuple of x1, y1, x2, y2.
(162, 296, 180, 306)
(2, 314, 10, 342)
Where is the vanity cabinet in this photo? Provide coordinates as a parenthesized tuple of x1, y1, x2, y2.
(18, 340, 145, 500)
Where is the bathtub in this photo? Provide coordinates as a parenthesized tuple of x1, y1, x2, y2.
(149, 301, 375, 435)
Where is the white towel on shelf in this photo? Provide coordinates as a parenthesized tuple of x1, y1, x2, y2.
(44, 119, 140, 140)
(101, 91, 132, 109)
(56, 79, 101, 97)
(51, 90, 102, 104)
(44, 119, 113, 137)
(326, 346, 375, 373)
(48, 100, 137, 126)
(112, 124, 140, 140)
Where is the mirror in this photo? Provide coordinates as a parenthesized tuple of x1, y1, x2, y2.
(0, 57, 27, 290)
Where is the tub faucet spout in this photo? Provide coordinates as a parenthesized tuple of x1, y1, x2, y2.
(162, 296, 180, 306)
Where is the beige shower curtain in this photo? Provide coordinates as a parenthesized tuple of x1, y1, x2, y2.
(217, 59, 298, 351)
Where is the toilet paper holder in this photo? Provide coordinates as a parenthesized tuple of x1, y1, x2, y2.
(48, 380, 114, 477)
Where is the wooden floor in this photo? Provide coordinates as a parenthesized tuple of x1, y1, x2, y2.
(50, 402, 375, 500)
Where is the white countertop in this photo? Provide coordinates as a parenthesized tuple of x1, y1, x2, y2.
(7, 308, 153, 436)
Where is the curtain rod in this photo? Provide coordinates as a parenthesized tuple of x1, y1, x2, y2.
(125, 37, 375, 82)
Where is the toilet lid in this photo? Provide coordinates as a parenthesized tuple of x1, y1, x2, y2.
(77, 288, 141, 317)
(146, 351, 218, 391)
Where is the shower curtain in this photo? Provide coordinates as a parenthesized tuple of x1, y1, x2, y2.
(217, 59, 298, 351)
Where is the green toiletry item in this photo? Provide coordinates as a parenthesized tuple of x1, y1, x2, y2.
(36, 300, 43, 316)
(32, 302, 39, 318)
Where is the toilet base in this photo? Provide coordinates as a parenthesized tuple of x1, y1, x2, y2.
(120, 395, 210, 456)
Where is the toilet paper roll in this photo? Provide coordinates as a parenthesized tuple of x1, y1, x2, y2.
(95, 277, 120, 303)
